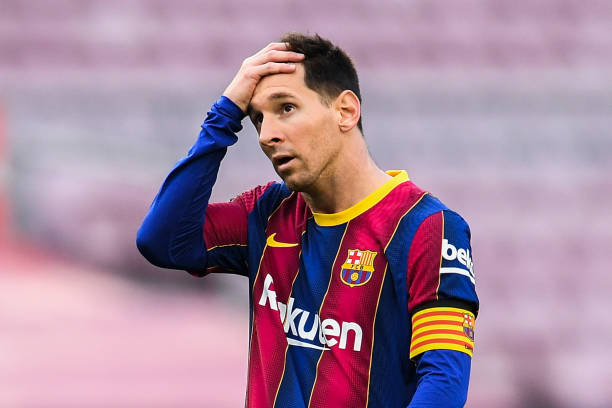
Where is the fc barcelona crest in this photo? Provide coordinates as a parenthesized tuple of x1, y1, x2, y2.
(462, 313, 475, 341)
(340, 249, 378, 287)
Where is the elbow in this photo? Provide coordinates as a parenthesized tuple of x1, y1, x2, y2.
(136, 221, 170, 268)
(136, 221, 207, 272)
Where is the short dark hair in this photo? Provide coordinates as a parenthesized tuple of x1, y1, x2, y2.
(281, 33, 363, 132)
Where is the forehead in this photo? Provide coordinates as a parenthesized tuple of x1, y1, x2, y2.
(250, 65, 316, 110)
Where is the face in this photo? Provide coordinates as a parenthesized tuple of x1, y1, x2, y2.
(248, 65, 342, 192)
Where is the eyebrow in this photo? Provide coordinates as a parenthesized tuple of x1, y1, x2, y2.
(267, 91, 295, 101)
(248, 91, 297, 117)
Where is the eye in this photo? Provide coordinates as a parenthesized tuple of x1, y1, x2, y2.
(253, 113, 263, 125)
(282, 104, 295, 114)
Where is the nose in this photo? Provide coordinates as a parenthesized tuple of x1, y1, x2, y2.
(258, 117, 284, 147)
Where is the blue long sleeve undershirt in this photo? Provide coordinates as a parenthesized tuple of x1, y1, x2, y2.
(136, 96, 472, 408)
(136, 96, 244, 271)
(408, 350, 471, 407)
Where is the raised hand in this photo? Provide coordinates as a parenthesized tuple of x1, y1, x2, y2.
(223, 42, 305, 113)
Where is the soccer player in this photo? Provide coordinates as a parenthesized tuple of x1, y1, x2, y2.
(137, 33, 479, 408)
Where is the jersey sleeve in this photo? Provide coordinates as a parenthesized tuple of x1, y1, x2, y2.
(201, 183, 274, 276)
(407, 210, 478, 360)
(137, 96, 249, 275)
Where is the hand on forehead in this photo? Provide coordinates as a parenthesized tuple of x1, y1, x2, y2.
(223, 42, 305, 113)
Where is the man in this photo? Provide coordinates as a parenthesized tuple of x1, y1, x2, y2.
(137, 33, 478, 408)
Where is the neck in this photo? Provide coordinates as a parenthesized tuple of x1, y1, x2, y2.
(300, 133, 391, 214)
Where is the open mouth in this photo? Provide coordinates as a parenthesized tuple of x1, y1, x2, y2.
(273, 155, 295, 169)
(276, 157, 293, 166)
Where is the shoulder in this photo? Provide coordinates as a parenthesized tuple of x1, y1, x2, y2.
(394, 180, 470, 233)
(417, 208, 471, 241)
(384, 180, 451, 239)
(232, 181, 294, 216)
(408, 189, 473, 278)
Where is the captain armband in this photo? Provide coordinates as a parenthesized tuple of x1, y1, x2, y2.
(409, 307, 475, 359)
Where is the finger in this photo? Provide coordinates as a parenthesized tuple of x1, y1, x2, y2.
(250, 50, 304, 66)
(251, 42, 289, 59)
(260, 42, 291, 53)
(266, 50, 305, 61)
(249, 61, 298, 79)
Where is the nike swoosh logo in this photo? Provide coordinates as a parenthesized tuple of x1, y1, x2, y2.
(266, 233, 298, 248)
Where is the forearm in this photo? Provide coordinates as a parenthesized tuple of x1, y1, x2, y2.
(407, 350, 471, 408)
(136, 96, 244, 270)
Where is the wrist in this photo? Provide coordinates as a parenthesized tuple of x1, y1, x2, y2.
(216, 96, 247, 121)
(221, 89, 249, 114)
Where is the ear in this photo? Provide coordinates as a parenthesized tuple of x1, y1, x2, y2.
(334, 90, 361, 133)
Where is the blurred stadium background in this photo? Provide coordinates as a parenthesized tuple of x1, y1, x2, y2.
(1, 0, 611, 407)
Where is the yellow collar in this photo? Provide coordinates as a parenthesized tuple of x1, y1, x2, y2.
(312, 170, 410, 226)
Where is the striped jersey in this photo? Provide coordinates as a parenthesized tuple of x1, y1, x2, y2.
(202, 171, 477, 407)
(137, 96, 479, 407)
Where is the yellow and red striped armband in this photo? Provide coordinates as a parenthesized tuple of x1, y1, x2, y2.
(410, 307, 475, 359)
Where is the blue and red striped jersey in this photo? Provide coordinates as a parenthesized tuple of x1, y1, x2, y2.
(137, 97, 479, 408)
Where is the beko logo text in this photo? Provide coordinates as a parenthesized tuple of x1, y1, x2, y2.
(258, 274, 362, 351)
(441, 239, 475, 284)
